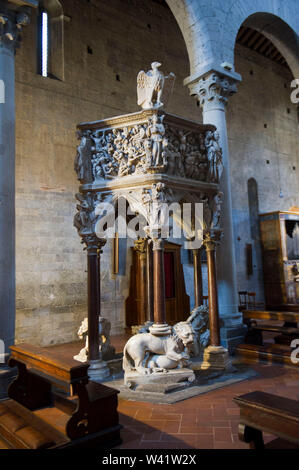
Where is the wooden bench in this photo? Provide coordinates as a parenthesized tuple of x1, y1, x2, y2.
(0, 343, 122, 449)
(242, 310, 299, 346)
(234, 391, 299, 449)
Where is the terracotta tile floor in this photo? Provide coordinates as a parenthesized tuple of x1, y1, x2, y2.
(2, 335, 297, 450)
(115, 363, 299, 449)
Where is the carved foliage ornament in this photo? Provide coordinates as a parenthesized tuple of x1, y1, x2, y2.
(73, 191, 112, 246)
(0, 8, 30, 51)
(203, 228, 223, 251)
(193, 72, 238, 111)
(75, 119, 223, 184)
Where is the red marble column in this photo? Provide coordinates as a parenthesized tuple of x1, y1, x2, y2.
(147, 240, 154, 323)
(85, 236, 110, 380)
(149, 238, 171, 335)
(193, 248, 203, 307)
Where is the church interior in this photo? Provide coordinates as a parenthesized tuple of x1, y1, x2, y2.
(0, 0, 298, 451)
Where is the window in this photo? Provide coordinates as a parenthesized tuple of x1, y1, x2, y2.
(41, 10, 49, 77)
(38, 1, 64, 81)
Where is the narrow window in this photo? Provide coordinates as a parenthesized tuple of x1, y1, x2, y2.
(41, 11, 49, 77)
(37, 1, 64, 81)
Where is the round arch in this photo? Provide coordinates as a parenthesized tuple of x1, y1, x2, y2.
(235, 12, 299, 78)
(166, 1, 299, 80)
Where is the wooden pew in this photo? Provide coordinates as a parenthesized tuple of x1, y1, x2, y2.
(236, 310, 299, 366)
(242, 310, 299, 346)
(0, 343, 122, 449)
(234, 391, 299, 449)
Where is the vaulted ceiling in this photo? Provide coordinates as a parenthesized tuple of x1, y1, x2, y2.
(236, 25, 288, 68)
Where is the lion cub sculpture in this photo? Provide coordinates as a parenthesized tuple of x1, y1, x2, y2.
(123, 321, 194, 375)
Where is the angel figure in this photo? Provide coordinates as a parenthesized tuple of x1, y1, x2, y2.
(137, 62, 175, 110)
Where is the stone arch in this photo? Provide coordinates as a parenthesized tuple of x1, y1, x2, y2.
(235, 12, 299, 78)
(166, 1, 299, 79)
(165, 0, 212, 76)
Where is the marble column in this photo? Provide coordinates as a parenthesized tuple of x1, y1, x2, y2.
(186, 68, 245, 351)
(193, 248, 203, 308)
(0, 2, 35, 368)
(204, 233, 221, 347)
(149, 238, 171, 336)
(84, 235, 110, 382)
(146, 239, 154, 323)
(201, 231, 231, 370)
(133, 238, 148, 325)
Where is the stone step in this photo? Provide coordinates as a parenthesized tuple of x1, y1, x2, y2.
(236, 343, 296, 367)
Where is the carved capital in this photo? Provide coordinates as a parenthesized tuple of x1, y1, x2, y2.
(73, 191, 113, 243)
(0, 6, 31, 53)
(82, 234, 106, 253)
(203, 229, 223, 252)
(133, 237, 148, 254)
(151, 238, 164, 251)
(188, 72, 238, 112)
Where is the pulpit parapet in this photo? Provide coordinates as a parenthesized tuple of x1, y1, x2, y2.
(75, 110, 223, 192)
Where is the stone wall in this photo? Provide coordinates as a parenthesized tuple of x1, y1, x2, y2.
(14, 0, 198, 345)
(228, 43, 298, 302)
(14, 0, 299, 346)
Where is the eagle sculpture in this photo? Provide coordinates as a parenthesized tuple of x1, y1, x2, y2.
(137, 61, 175, 110)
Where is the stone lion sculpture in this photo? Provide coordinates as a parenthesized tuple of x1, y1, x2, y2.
(186, 305, 210, 357)
(73, 316, 115, 362)
(123, 321, 194, 375)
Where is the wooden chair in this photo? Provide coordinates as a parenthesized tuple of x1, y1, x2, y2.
(247, 292, 256, 310)
(238, 291, 248, 311)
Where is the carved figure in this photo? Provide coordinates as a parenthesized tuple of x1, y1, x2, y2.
(123, 321, 194, 374)
(201, 195, 212, 229)
(184, 153, 200, 179)
(211, 192, 223, 228)
(74, 133, 93, 183)
(74, 317, 115, 362)
(137, 62, 175, 110)
(213, 131, 223, 181)
(146, 114, 165, 166)
(73, 192, 97, 235)
(186, 305, 210, 357)
(205, 130, 223, 183)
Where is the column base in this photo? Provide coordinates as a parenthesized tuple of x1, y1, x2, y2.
(149, 323, 172, 336)
(219, 313, 246, 354)
(88, 359, 110, 382)
(124, 368, 195, 391)
(200, 345, 232, 371)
